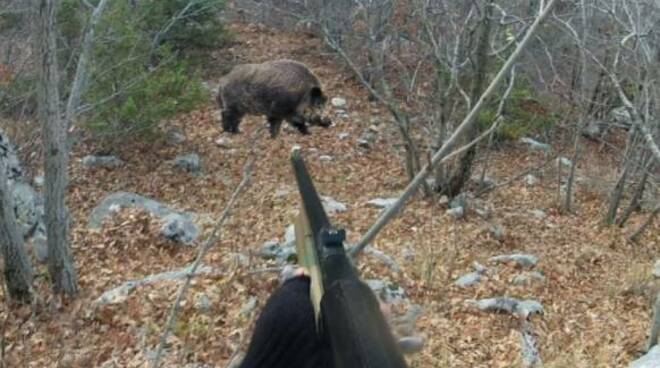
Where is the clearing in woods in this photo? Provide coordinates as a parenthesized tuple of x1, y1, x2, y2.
(1, 22, 658, 368)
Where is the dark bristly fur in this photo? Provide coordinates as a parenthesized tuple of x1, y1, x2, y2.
(216, 59, 332, 138)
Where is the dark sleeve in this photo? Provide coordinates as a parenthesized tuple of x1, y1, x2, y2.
(239, 276, 332, 368)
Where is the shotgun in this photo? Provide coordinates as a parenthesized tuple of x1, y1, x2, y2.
(291, 147, 407, 368)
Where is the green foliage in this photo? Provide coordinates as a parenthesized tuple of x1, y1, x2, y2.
(53, 0, 226, 140)
(477, 80, 555, 142)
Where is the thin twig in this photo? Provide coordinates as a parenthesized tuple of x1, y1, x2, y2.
(149, 128, 263, 368)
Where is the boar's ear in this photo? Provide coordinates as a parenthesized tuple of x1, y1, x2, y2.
(310, 87, 326, 107)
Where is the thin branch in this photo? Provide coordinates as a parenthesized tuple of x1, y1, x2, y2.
(349, 0, 559, 257)
(149, 128, 263, 368)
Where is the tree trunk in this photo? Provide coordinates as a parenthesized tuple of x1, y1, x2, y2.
(36, 0, 78, 296)
(0, 160, 34, 302)
(439, 0, 494, 198)
(617, 157, 652, 227)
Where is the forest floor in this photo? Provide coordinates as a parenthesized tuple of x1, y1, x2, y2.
(1, 22, 659, 368)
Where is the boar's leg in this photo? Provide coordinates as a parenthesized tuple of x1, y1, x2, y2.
(267, 117, 283, 138)
(288, 115, 309, 135)
(221, 108, 243, 134)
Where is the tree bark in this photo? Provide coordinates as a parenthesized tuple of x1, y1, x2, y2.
(0, 160, 34, 302)
(36, 0, 78, 296)
(439, 0, 493, 198)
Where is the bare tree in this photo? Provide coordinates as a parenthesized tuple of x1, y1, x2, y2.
(0, 158, 33, 302)
(35, 0, 78, 296)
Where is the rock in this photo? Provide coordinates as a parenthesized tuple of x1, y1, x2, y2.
(446, 206, 464, 219)
(557, 156, 572, 168)
(524, 174, 539, 186)
(473, 262, 487, 273)
(398, 336, 425, 354)
(33, 175, 44, 187)
(364, 246, 400, 272)
(582, 120, 604, 139)
(367, 197, 399, 209)
(366, 279, 408, 304)
(520, 137, 551, 152)
(455, 272, 483, 287)
(470, 297, 544, 318)
(338, 132, 350, 140)
(611, 106, 632, 128)
(490, 254, 538, 268)
(280, 265, 297, 283)
(513, 271, 546, 286)
(283, 225, 296, 246)
(82, 155, 122, 168)
(166, 129, 186, 144)
(331, 97, 347, 109)
(318, 155, 333, 162)
(437, 195, 450, 206)
(391, 304, 423, 336)
(357, 130, 377, 149)
(653, 260, 660, 279)
(215, 137, 232, 149)
(239, 297, 258, 318)
(489, 224, 505, 240)
(171, 153, 202, 173)
(259, 240, 296, 264)
(630, 346, 660, 368)
(160, 213, 198, 245)
(450, 193, 468, 211)
(88, 192, 198, 239)
(530, 209, 547, 220)
(195, 293, 213, 314)
(274, 187, 291, 198)
(321, 195, 347, 214)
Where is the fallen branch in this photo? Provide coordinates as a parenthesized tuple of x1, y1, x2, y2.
(348, 0, 559, 257)
(149, 129, 262, 368)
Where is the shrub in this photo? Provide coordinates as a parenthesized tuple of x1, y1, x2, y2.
(55, 0, 226, 140)
(477, 81, 556, 142)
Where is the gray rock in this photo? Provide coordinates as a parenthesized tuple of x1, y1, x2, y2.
(437, 195, 450, 206)
(582, 120, 604, 140)
(455, 272, 483, 287)
(239, 297, 258, 318)
(88, 192, 198, 234)
(630, 346, 660, 368)
(364, 246, 400, 272)
(653, 260, 660, 279)
(473, 262, 488, 274)
(321, 195, 347, 214)
(520, 137, 551, 152)
(611, 106, 632, 128)
(357, 131, 377, 149)
(274, 187, 291, 198)
(171, 153, 202, 173)
(318, 155, 333, 162)
(524, 174, 539, 186)
(215, 137, 232, 149)
(366, 279, 408, 304)
(331, 97, 347, 109)
(489, 224, 505, 240)
(195, 293, 213, 314)
(470, 297, 544, 318)
(160, 213, 198, 245)
(450, 193, 469, 210)
(166, 129, 186, 144)
(284, 225, 296, 246)
(513, 271, 546, 286)
(530, 209, 547, 220)
(557, 156, 573, 168)
(338, 132, 350, 140)
(367, 197, 399, 209)
(398, 336, 425, 354)
(445, 206, 464, 219)
(259, 240, 296, 264)
(403, 247, 415, 262)
(33, 175, 44, 187)
(391, 304, 423, 336)
(490, 254, 538, 268)
(82, 155, 122, 168)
